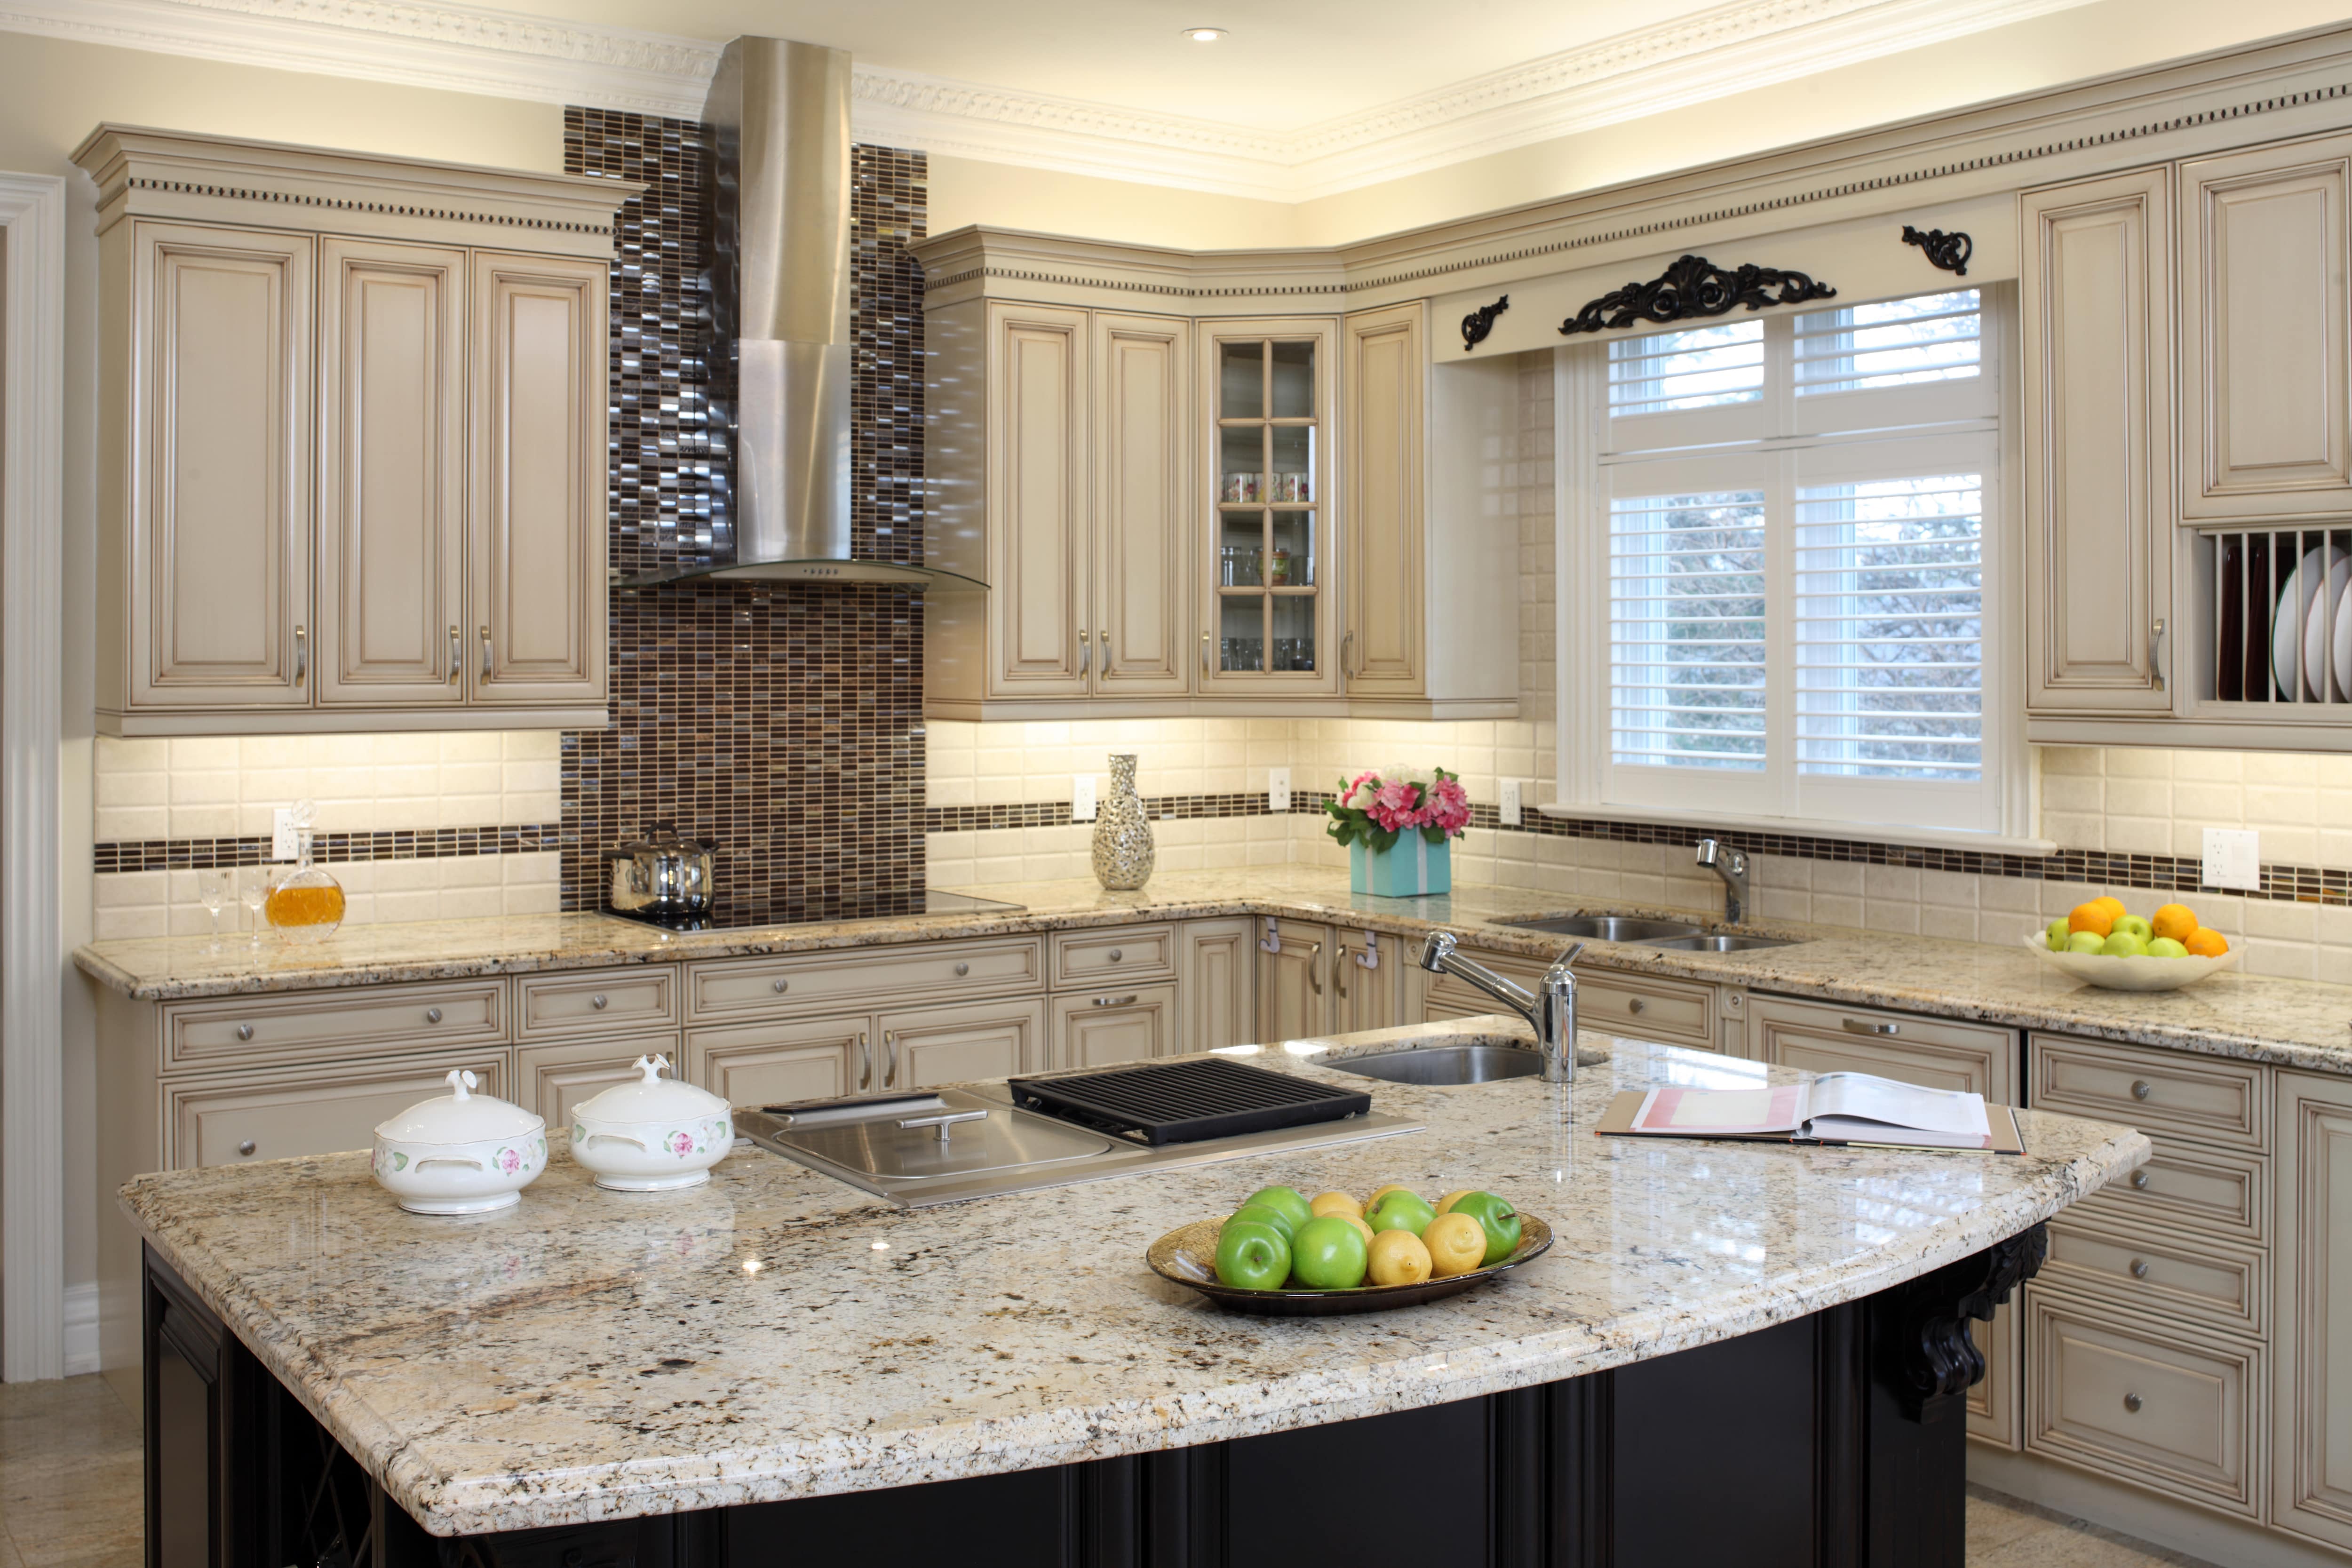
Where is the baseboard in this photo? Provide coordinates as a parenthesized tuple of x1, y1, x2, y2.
(63, 1282, 97, 1377)
(1970, 1447, 2351, 1568)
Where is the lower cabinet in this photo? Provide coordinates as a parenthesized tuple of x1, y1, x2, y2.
(687, 1017, 871, 1107)
(882, 999, 1046, 1090)
(1259, 918, 1332, 1041)
(2274, 1069, 2352, 1551)
(1177, 917, 1257, 1053)
(1330, 927, 1407, 1034)
(516, 1035, 682, 1128)
(166, 1048, 509, 1169)
(1052, 985, 1177, 1069)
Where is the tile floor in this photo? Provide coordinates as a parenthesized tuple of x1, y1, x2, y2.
(0, 1375, 2222, 1567)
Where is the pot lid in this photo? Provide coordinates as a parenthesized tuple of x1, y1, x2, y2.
(374, 1069, 545, 1144)
(611, 822, 710, 858)
(575, 1054, 729, 1125)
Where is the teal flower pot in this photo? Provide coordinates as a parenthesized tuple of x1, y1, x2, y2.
(1349, 834, 1451, 897)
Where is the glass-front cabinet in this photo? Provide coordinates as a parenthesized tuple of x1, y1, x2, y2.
(1201, 318, 1339, 694)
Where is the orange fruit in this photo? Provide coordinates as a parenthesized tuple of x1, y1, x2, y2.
(2151, 904, 2199, 944)
(2184, 928, 2229, 958)
(2091, 895, 2127, 920)
(2067, 901, 2116, 938)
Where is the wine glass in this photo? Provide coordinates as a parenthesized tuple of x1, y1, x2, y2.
(240, 867, 270, 949)
(198, 870, 230, 953)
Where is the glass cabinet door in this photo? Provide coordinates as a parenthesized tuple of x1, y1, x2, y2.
(1205, 321, 1336, 691)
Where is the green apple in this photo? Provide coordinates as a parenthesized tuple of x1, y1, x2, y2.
(1241, 1185, 1313, 1234)
(1288, 1215, 1369, 1289)
(2147, 936, 2190, 959)
(2066, 930, 2108, 954)
(2100, 930, 2150, 957)
(1446, 1191, 1523, 1266)
(1214, 1220, 1290, 1290)
(2044, 917, 2072, 950)
(1227, 1202, 1296, 1242)
(1365, 1191, 1437, 1237)
(2111, 915, 2153, 941)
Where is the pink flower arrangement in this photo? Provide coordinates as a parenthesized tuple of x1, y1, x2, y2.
(1326, 766, 1472, 851)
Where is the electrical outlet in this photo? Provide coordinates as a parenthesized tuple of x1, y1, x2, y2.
(1073, 774, 1098, 823)
(2202, 827, 2262, 891)
(1500, 779, 1524, 827)
(270, 807, 300, 862)
(1269, 768, 1292, 812)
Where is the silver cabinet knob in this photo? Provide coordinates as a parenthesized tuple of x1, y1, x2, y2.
(2129, 1258, 2150, 1279)
(425, 1007, 443, 1025)
(2123, 1392, 2144, 1413)
(237, 1140, 256, 1157)
(953, 963, 969, 978)
(772, 979, 789, 993)
(1627, 997, 1646, 1015)
(2131, 1080, 2152, 1100)
(2130, 1170, 2150, 1190)
(1108, 949, 1123, 963)
(591, 995, 609, 1011)
(235, 1024, 254, 1042)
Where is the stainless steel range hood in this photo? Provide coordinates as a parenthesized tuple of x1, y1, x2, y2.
(624, 37, 983, 592)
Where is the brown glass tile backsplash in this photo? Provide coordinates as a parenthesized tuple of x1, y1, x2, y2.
(560, 110, 929, 923)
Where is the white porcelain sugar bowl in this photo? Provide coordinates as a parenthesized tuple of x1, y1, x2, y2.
(371, 1069, 548, 1215)
(568, 1055, 735, 1192)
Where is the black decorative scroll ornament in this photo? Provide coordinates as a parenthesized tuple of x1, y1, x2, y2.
(1558, 254, 1836, 335)
(1901, 224, 1973, 277)
(1461, 295, 1510, 351)
(1889, 1223, 2047, 1418)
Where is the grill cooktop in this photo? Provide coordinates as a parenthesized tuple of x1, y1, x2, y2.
(606, 889, 1026, 933)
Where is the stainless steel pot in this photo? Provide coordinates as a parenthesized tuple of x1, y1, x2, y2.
(605, 825, 714, 917)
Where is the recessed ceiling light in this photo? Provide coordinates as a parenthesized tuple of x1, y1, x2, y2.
(1182, 26, 1226, 42)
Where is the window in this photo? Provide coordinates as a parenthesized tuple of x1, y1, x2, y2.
(1564, 287, 2011, 837)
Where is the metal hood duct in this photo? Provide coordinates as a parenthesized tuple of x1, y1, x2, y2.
(626, 36, 981, 591)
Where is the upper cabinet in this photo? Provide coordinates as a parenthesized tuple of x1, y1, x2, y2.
(912, 228, 1517, 720)
(75, 127, 632, 736)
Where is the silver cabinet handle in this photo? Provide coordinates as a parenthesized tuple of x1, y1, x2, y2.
(2151, 618, 2168, 690)
(590, 994, 608, 1011)
(479, 624, 493, 680)
(237, 1140, 256, 1157)
(858, 1031, 872, 1091)
(2124, 1392, 2144, 1413)
(2129, 1258, 2150, 1279)
(883, 1030, 899, 1088)
(1627, 996, 1646, 1015)
(2131, 1080, 2152, 1100)
(236, 1024, 254, 1042)
(773, 979, 790, 994)
(1341, 630, 1355, 679)
(425, 1007, 443, 1024)
(2130, 1170, 2151, 1190)
(1079, 630, 1091, 675)
(953, 962, 969, 978)
(294, 624, 307, 688)
(1842, 1019, 1899, 1036)
(447, 625, 461, 685)
(1093, 995, 1138, 1007)
(1201, 630, 1212, 674)
(1303, 940, 1324, 996)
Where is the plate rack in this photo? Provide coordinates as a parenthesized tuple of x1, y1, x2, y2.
(2199, 525, 2352, 707)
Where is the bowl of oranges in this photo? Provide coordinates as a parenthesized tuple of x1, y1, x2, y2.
(2025, 896, 2236, 992)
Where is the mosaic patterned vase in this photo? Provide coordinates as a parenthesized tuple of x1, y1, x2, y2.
(1092, 754, 1155, 891)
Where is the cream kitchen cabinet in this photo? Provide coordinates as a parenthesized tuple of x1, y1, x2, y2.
(516, 1035, 679, 1129)
(2273, 1070, 2352, 1551)
(1329, 925, 1407, 1035)
(1052, 985, 1177, 1069)
(1259, 917, 1335, 1042)
(882, 999, 1048, 1090)
(687, 1016, 871, 1106)
(75, 126, 626, 735)
(1178, 917, 1258, 1054)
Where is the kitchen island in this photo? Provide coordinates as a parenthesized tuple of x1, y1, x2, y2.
(126, 1020, 2145, 1567)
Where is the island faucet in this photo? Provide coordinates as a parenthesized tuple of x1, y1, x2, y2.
(1694, 837, 1749, 924)
(1417, 932, 1585, 1083)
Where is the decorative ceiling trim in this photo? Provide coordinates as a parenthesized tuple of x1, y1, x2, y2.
(0, 0, 2106, 201)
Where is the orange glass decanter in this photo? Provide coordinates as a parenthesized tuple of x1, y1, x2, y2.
(265, 828, 346, 942)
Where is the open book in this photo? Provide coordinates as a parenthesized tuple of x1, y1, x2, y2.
(1596, 1072, 2022, 1153)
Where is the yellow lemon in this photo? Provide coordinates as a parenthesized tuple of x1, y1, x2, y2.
(1366, 1183, 1421, 1210)
(1310, 1191, 1364, 1222)
(1435, 1189, 1476, 1216)
(1367, 1229, 1433, 1287)
(1424, 1213, 1487, 1277)
(1335, 1212, 1375, 1248)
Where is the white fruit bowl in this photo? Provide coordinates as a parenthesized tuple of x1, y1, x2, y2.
(2023, 931, 2237, 993)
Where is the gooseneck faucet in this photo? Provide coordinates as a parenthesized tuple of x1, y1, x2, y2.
(1418, 932, 1585, 1082)
(1695, 837, 1749, 925)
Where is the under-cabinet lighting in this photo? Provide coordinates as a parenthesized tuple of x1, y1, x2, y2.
(1182, 26, 1226, 41)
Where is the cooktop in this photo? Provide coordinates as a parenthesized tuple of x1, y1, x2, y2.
(604, 888, 1026, 933)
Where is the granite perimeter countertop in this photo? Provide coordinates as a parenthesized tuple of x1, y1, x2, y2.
(75, 866, 2352, 1075)
(122, 1019, 2146, 1536)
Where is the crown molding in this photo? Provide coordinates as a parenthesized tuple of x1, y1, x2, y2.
(0, 0, 2105, 201)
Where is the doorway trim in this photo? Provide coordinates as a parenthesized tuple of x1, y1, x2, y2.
(0, 171, 66, 1380)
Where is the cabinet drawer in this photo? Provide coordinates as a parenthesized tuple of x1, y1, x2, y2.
(1050, 924, 1176, 989)
(516, 967, 678, 1041)
(2042, 1215, 2268, 1337)
(687, 938, 1044, 1023)
(164, 981, 508, 1072)
(2075, 1138, 2268, 1243)
(2025, 1286, 2260, 1515)
(2030, 1033, 2269, 1149)
(1752, 995, 2017, 1104)
(1577, 971, 1716, 1050)
(167, 1050, 509, 1169)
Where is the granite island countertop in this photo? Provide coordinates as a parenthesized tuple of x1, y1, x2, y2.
(76, 865, 2352, 1075)
(122, 1019, 2148, 1537)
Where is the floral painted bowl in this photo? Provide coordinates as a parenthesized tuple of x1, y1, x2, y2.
(372, 1069, 548, 1216)
(568, 1054, 735, 1193)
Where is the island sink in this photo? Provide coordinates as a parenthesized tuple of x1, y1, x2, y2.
(1329, 1043, 1546, 1085)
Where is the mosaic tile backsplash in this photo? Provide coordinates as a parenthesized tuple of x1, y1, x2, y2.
(558, 110, 929, 923)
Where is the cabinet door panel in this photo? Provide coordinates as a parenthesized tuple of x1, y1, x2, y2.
(1179, 917, 1258, 1054)
(469, 251, 605, 707)
(881, 999, 1047, 1091)
(130, 221, 314, 708)
(1331, 927, 1402, 1034)
(516, 1036, 681, 1129)
(2276, 1071, 2352, 1548)
(990, 303, 1089, 696)
(1094, 313, 1190, 695)
(2021, 169, 2174, 713)
(1343, 303, 1424, 696)
(2181, 136, 2352, 518)
(1053, 985, 1176, 1070)
(317, 237, 467, 706)
(687, 1018, 867, 1106)
(1258, 919, 1331, 1043)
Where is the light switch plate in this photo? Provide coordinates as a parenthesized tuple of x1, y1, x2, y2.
(1500, 779, 1524, 827)
(1269, 768, 1292, 812)
(1073, 774, 1098, 823)
(2202, 828, 2261, 891)
(270, 808, 300, 862)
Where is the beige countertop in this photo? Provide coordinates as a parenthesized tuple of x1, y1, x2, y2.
(75, 864, 2352, 1074)
(121, 1019, 2145, 1536)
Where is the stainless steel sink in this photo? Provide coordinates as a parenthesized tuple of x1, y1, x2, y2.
(1641, 933, 1802, 952)
(1329, 1045, 1547, 1085)
(1490, 914, 1703, 942)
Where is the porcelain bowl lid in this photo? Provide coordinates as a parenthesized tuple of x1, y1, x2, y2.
(375, 1069, 545, 1144)
(573, 1054, 729, 1124)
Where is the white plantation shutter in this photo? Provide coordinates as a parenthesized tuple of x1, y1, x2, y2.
(1609, 490, 1767, 772)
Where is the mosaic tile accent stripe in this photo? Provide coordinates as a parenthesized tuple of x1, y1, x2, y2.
(559, 112, 930, 924)
(94, 825, 561, 876)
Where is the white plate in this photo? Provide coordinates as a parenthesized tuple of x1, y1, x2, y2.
(2334, 577, 2352, 704)
(2304, 551, 2352, 700)
(2023, 931, 2236, 993)
(2274, 544, 2348, 700)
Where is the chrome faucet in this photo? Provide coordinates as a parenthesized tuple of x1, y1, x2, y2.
(1418, 932, 1585, 1082)
(1694, 837, 1749, 924)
